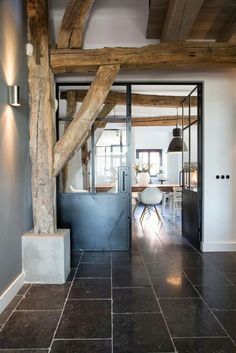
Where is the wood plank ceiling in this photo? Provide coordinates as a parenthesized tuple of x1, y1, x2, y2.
(146, 0, 236, 42)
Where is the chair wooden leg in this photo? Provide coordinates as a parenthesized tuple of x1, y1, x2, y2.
(161, 195, 166, 215)
(173, 201, 176, 222)
(154, 205, 162, 223)
(140, 205, 147, 222)
(132, 203, 138, 216)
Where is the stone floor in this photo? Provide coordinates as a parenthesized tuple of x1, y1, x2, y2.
(0, 210, 236, 352)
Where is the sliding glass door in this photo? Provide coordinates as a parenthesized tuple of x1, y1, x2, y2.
(57, 84, 132, 251)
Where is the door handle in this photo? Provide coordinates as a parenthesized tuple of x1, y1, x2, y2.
(179, 170, 184, 187)
(118, 167, 128, 193)
(122, 171, 126, 192)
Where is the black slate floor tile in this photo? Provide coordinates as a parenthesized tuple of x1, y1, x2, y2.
(197, 285, 236, 310)
(229, 252, 236, 259)
(203, 252, 236, 262)
(0, 349, 48, 353)
(223, 273, 236, 285)
(56, 300, 111, 339)
(113, 313, 174, 353)
(81, 251, 111, 263)
(71, 253, 82, 268)
(76, 263, 111, 278)
(146, 262, 184, 278)
(69, 278, 111, 299)
(112, 252, 142, 267)
(66, 268, 76, 282)
(0, 296, 23, 325)
(214, 310, 236, 343)
(112, 265, 150, 287)
(163, 243, 195, 253)
(152, 276, 199, 298)
(159, 298, 225, 337)
(0, 311, 60, 349)
(16, 284, 31, 295)
(174, 337, 236, 353)
(175, 252, 208, 269)
(113, 287, 160, 313)
(51, 339, 111, 353)
(142, 251, 178, 263)
(184, 267, 231, 286)
(16, 284, 70, 310)
(203, 255, 236, 274)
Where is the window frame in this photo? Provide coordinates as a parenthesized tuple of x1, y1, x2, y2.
(136, 149, 163, 177)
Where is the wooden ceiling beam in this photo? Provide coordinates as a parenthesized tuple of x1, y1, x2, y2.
(60, 90, 197, 108)
(217, 10, 236, 43)
(57, 0, 95, 49)
(161, 0, 204, 42)
(50, 43, 236, 73)
(94, 116, 197, 127)
(131, 116, 196, 126)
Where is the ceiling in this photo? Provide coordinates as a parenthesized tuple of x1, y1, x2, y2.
(147, 0, 236, 41)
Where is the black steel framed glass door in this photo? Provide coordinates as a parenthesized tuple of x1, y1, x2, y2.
(181, 85, 202, 249)
(57, 83, 132, 251)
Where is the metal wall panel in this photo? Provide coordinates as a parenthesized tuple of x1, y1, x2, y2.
(58, 193, 130, 251)
(182, 189, 199, 249)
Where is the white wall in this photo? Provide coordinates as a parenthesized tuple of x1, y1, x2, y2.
(132, 126, 182, 184)
(51, 0, 236, 251)
(50, 0, 157, 48)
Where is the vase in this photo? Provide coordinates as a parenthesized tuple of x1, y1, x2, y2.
(137, 172, 150, 186)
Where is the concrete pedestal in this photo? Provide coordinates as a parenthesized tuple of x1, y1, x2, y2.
(22, 229, 71, 284)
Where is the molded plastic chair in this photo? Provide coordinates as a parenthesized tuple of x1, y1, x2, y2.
(139, 187, 163, 223)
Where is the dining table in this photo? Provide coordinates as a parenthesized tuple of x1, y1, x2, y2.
(95, 183, 180, 193)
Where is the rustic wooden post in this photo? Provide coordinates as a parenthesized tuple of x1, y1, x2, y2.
(27, 0, 56, 233)
(81, 143, 89, 190)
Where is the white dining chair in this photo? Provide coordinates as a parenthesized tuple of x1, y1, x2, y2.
(171, 186, 182, 221)
(139, 187, 163, 223)
(161, 192, 173, 215)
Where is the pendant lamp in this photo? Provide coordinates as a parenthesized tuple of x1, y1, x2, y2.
(167, 124, 187, 153)
(167, 108, 188, 153)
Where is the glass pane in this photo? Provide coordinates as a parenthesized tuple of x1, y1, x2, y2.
(95, 123, 127, 193)
(150, 152, 160, 176)
(190, 121, 198, 192)
(58, 120, 92, 193)
(139, 152, 148, 164)
(182, 99, 190, 189)
(182, 91, 198, 192)
(57, 85, 93, 194)
(57, 84, 128, 194)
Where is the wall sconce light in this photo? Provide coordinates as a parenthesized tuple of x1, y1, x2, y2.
(8, 85, 20, 107)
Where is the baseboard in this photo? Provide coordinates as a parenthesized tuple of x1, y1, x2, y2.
(201, 241, 236, 252)
(0, 272, 25, 315)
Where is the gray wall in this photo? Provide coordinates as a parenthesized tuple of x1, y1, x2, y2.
(0, 0, 32, 295)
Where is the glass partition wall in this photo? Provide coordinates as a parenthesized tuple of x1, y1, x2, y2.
(56, 82, 202, 251)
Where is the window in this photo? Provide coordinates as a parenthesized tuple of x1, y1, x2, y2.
(136, 149, 162, 177)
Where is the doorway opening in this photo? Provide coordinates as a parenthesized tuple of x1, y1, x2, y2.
(56, 81, 203, 251)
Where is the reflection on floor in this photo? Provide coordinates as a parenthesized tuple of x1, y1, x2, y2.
(0, 213, 236, 352)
